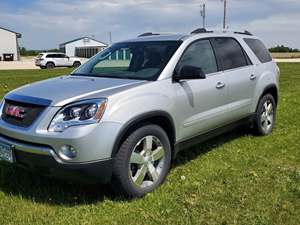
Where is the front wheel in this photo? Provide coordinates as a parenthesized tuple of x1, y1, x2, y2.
(253, 94, 276, 136)
(112, 124, 171, 198)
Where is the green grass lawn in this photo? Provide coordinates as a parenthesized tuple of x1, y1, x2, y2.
(0, 64, 299, 225)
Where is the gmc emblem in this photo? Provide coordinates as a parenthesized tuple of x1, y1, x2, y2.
(5, 105, 26, 119)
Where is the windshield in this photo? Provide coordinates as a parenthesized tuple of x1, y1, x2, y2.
(71, 41, 182, 81)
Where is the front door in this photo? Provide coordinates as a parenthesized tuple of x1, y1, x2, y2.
(173, 39, 229, 141)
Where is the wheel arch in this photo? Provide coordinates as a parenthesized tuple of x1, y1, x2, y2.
(260, 84, 278, 105)
(255, 84, 278, 112)
(111, 111, 176, 157)
(46, 61, 55, 66)
(73, 61, 81, 65)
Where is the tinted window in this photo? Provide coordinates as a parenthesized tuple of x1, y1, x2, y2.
(244, 38, 272, 63)
(213, 38, 248, 70)
(46, 54, 64, 58)
(46, 54, 55, 58)
(55, 54, 64, 58)
(177, 39, 218, 74)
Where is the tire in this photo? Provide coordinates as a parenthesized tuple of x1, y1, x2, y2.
(46, 62, 55, 69)
(253, 94, 276, 136)
(112, 124, 172, 198)
(73, 61, 81, 68)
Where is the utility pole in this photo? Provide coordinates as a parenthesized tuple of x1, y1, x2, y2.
(222, 0, 227, 29)
(200, 3, 206, 29)
(109, 31, 112, 45)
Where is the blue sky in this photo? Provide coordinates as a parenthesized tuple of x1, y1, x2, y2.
(1, 0, 300, 49)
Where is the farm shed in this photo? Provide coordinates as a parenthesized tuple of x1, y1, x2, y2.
(59, 37, 108, 58)
(0, 26, 22, 61)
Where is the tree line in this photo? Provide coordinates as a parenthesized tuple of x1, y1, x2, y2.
(20, 47, 61, 56)
(269, 45, 299, 53)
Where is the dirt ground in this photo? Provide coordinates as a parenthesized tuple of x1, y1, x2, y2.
(271, 52, 300, 59)
(0, 57, 88, 70)
(0, 57, 37, 70)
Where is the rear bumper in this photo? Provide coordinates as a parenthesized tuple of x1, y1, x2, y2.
(0, 134, 113, 184)
(35, 60, 45, 66)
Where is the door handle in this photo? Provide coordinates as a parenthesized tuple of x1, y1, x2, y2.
(250, 74, 257, 80)
(216, 82, 226, 89)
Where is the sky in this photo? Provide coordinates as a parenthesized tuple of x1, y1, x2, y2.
(0, 0, 299, 50)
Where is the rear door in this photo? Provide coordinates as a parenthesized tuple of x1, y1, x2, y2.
(61, 54, 73, 66)
(174, 39, 229, 140)
(211, 37, 256, 120)
(55, 54, 67, 66)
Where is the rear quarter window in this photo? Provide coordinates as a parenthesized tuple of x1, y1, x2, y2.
(244, 38, 272, 63)
(37, 54, 44, 58)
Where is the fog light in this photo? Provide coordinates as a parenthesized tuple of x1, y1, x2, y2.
(58, 145, 77, 160)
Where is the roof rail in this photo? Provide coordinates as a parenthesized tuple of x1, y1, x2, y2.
(138, 32, 160, 37)
(234, 30, 253, 36)
(191, 28, 213, 34)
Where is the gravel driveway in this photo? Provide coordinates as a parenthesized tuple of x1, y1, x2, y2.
(0, 57, 37, 70)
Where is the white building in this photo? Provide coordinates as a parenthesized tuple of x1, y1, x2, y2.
(0, 26, 22, 61)
(59, 37, 108, 58)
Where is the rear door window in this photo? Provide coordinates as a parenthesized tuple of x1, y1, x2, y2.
(244, 38, 272, 63)
(46, 54, 55, 58)
(212, 38, 249, 71)
(54, 54, 64, 58)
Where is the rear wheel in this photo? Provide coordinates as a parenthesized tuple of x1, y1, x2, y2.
(253, 94, 276, 136)
(73, 61, 81, 68)
(112, 124, 171, 198)
(46, 62, 55, 69)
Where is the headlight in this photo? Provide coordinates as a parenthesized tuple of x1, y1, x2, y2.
(48, 99, 107, 132)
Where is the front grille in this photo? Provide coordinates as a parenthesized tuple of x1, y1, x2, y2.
(1, 100, 46, 128)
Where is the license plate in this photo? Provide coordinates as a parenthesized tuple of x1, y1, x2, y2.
(0, 141, 14, 163)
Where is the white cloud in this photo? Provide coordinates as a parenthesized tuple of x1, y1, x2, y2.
(0, 0, 299, 49)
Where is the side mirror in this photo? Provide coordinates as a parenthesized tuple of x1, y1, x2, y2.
(174, 65, 206, 82)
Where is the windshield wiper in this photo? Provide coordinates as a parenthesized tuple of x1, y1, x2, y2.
(71, 73, 90, 76)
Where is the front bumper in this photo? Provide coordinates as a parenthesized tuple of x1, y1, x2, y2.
(0, 134, 113, 184)
(0, 107, 123, 163)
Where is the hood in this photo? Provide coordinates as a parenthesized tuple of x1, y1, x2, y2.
(6, 75, 146, 107)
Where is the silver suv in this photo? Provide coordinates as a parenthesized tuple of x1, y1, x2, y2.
(35, 52, 82, 69)
(0, 29, 279, 198)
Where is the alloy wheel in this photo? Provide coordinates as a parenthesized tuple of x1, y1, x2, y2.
(260, 100, 274, 133)
(129, 136, 165, 188)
